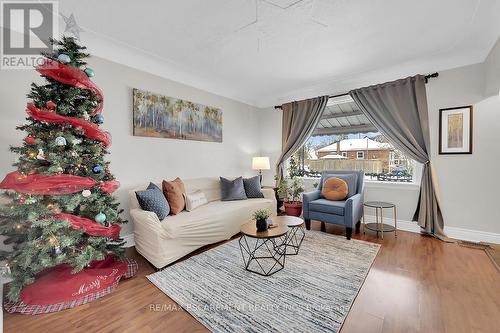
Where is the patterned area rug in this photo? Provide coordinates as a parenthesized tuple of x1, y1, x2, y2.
(148, 230, 380, 333)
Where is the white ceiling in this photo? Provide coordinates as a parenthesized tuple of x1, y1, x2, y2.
(58, 0, 500, 107)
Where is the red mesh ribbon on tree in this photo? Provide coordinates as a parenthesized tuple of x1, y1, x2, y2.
(52, 213, 121, 239)
(0, 172, 119, 195)
(36, 59, 104, 115)
(27, 103, 111, 147)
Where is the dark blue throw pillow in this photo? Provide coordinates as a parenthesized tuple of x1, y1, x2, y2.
(220, 176, 247, 201)
(136, 183, 170, 220)
(243, 176, 264, 198)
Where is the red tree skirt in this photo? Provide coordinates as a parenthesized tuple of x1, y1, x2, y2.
(36, 59, 104, 115)
(0, 172, 119, 195)
(4, 255, 138, 315)
(27, 103, 111, 147)
(52, 213, 121, 239)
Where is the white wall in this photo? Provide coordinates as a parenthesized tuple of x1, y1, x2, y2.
(258, 107, 282, 187)
(427, 63, 500, 234)
(0, 56, 261, 237)
(484, 37, 500, 97)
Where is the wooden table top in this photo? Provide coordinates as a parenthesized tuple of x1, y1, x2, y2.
(272, 215, 304, 227)
(240, 220, 289, 238)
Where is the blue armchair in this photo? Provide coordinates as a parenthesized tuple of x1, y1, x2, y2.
(303, 170, 364, 240)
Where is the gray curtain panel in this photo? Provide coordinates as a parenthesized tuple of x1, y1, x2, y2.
(276, 96, 329, 181)
(350, 75, 446, 238)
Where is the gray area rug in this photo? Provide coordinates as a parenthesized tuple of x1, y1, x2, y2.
(148, 230, 380, 333)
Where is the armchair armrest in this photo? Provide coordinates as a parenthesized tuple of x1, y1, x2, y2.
(302, 190, 321, 219)
(345, 193, 363, 227)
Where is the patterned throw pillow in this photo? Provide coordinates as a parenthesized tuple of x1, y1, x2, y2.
(220, 177, 247, 201)
(184, 190, 208, 211)
(243, 176, 264, 198)
(135, 182, 170, 220)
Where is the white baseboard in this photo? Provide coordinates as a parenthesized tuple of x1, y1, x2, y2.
(363, 215, 500, 244)
(122, 233, 135, 248)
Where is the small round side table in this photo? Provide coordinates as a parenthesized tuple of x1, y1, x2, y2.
(273, 216, 305, 255)
(363, 201, 397, 239)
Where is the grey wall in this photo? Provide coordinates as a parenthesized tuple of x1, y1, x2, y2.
(0, 56, 262, 237)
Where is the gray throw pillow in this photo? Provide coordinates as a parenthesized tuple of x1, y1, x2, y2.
(135, 182, 170, 220)
(320, 173, 358, 199)
(220, 177, 247, 201)
(243, 176, 264, 198)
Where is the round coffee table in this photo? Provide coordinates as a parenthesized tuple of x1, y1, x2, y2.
(239, 220, 289, 276)
(273, 216, 305, 255)
(363, 201, 397, 239)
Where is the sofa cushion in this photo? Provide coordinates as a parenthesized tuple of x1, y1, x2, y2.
(220, 176, 247, 201)
(322, 177, 348, 201)
(321, 173, 358, 198)
(243, 176, 264, 198)
(160, 198, 275, 238)
(135, 183, 170, 220)
(162, 178, 186, 215)
(184, 190, 208, 211)
(309, 198, 345, 216)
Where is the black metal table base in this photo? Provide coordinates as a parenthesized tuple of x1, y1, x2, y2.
(238, 234, 288, 276)
(274, 225, 305, 255)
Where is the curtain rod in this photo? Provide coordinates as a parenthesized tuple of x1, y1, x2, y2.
(273, 72, 439, 109)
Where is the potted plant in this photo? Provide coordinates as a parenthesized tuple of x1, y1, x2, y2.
(252, 209, 272, 232)
(278, 177, 304, 217)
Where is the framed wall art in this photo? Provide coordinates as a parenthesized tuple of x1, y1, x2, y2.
(439, 105, 472, 154)
(133, 88, 223, 143)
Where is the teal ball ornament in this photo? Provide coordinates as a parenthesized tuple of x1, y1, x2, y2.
(84, 68, 95, 77)
(55, 136, 67, 146)
(95, 212, 106, 223)
(94, 114, 104, 124)
(57, 54, 71, 64)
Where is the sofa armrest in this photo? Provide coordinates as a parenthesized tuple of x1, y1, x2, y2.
(261, 188, 275, 201)
(261, 188, 278, 215)
(302, 190, 321, 219)
(345, 193, 363, 227)
(130, 208, 170, 238)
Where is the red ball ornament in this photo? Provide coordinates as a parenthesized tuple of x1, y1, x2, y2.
(46, 101, 57, 110)
(18, 196, 25, 204)
(24, 135, 36, 145)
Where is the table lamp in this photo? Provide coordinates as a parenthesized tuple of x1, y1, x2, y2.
(252, 156, 270, 184)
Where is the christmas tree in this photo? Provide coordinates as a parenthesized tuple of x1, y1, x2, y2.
(0, 37, 126, 303)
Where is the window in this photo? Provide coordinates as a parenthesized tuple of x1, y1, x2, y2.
(292, 95, 418, 183)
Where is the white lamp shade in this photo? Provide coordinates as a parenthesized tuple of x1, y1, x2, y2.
(252, 156, 270, 170)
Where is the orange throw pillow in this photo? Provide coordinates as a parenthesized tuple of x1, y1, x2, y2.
(162, 178, 186, 215)
(322, 177, 348, 201)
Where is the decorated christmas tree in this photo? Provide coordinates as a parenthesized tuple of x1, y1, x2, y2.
(0, 37, 136, 311)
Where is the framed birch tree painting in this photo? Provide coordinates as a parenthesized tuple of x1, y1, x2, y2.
(133, 88, 223, 142)
(439, 106, 472, 154)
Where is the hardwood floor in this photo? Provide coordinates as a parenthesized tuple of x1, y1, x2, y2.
(4, 221, 500, 333)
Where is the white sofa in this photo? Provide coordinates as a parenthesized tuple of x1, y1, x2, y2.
(129, 177, 277, 269)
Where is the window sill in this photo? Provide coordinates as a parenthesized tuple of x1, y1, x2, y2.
(364, 180, 420, 191)
(300, 176, 420, 191)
